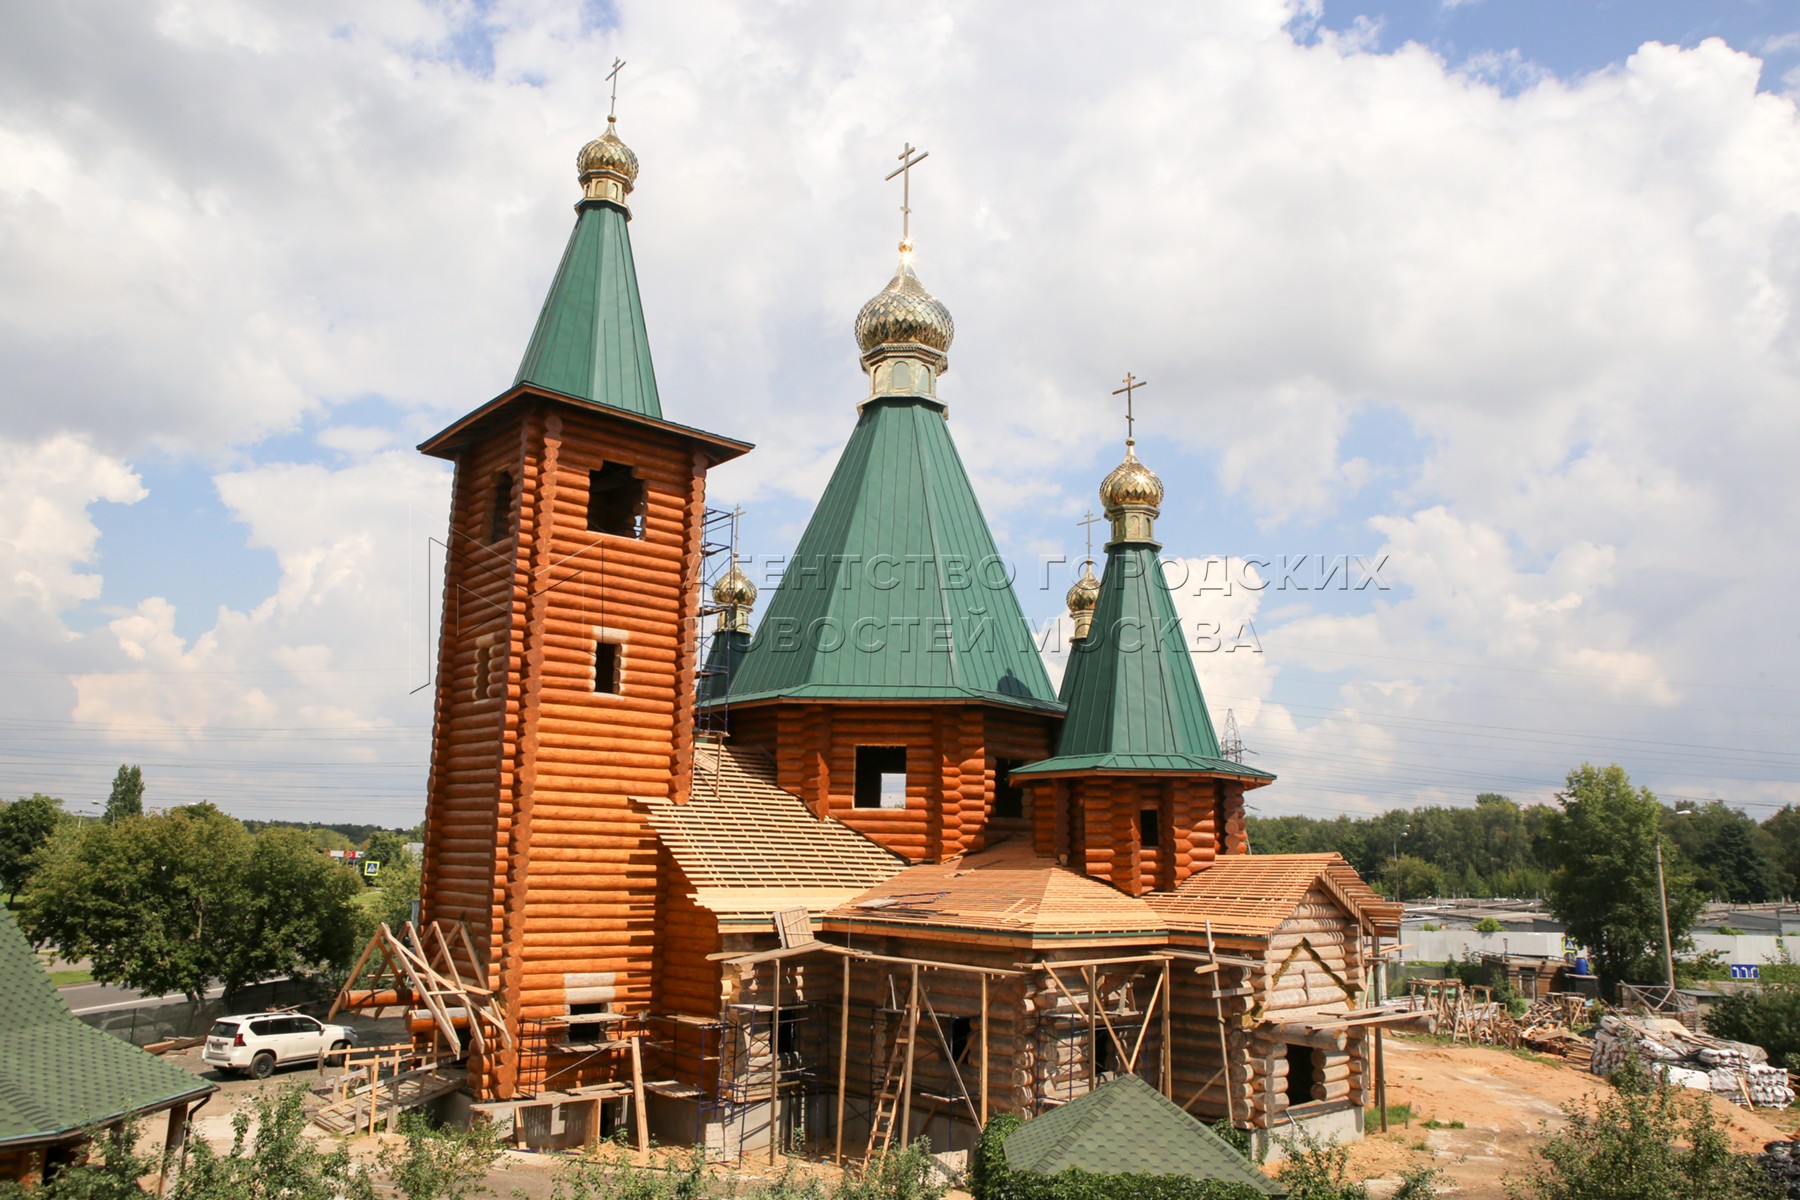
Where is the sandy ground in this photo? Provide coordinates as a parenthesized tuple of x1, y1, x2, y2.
(1347, 1034, 1792, 1199)
(141, 1031, 1794, 1199)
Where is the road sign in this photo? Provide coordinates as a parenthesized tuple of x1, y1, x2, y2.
(1730, 964, 1760, 980)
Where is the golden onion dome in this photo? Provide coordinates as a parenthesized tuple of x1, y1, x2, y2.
(1066, 563, 1102, 613)
(712, 562, 757, 609)
(1099, 440, 1165, 512)
(577, 117, 639, 190)
(854, 256, 955, 360)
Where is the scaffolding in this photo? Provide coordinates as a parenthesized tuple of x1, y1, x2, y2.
(694, 505, 743, 743)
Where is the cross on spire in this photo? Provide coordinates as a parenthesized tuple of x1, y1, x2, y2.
(1078, 509, 1103, 564)
(606, 58, 627, 121)
(884, 142, 930, 251)
(1111, 372, 1147, 442)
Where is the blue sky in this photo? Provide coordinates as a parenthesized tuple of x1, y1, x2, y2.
(4, 0, 1800, 825)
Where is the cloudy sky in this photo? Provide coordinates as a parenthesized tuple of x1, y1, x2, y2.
(4, 0, 1799, 828)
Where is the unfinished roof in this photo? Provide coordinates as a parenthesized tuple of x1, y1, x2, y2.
(0, 911, 213, 1149)
(641, 741, 902, 916)
(1004, 1073, 1283, 1194)
(826, 841, 1167, 945)
(1146, 854, 1402, 939)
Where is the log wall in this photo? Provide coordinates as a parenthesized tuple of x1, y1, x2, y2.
(419, 399, 719, 1100)
(1023, 776, 1245, 894)
(729, 702, 1056, 863)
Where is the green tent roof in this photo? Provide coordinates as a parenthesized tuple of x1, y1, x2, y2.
(513, 200, 662, 419)
(719, 397, 1060, 712)
(0, 912, 212, 1148)
(697, 628, 752, 705)
(1003, 1074, 1283, 1194)
(1014, 542, 1270, 780)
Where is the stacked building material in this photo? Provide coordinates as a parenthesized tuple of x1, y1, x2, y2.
(1590, 1014, 1794, 1108)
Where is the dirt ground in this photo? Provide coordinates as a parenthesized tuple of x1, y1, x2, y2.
(1346, 1034, 1792, 1199)
(148, 1032, 1796, 1199)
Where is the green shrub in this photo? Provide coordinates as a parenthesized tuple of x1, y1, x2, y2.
(1474, 918, 1504, 934)
(1506, 1076, 1772, 1199)
(1273, 1124, 1368, 1200)
(1707, 985, 1800, 1068)
(377, 1113, 502, 1200)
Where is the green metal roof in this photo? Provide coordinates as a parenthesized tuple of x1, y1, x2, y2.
(696, 628, 752, 705)
(1013, 542, 1270, 781)
(0, 912, 212, 1148)
(513, 201, 662, 419)
(719, 397, 1060, 712)
(1004, 1074, 1283, 1193)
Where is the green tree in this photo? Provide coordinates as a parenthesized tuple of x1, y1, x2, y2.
(1761, 804, 1800, 896)
(20, 806, 361, 1000)
(0, 794, 62, 902)
(363, 828, 414, 870)
(1663, 801, 1782, 903)
(1542, 764, 1704, 988)
(103, 765, 144, 823)
(1706, 985, 1800, 1069)
(219, 828, 363, 995)
(1380, 854, 1445, 901)
(1506, 1074, 1771, 1199)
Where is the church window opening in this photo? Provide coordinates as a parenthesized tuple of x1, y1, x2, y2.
(488, 471, 514, 543)
(594, 639, 623, 695)
(587, 462, 644, 538)
(949, 1015, 973, 1064)
(854, 746, 907, 809)
(992, 759, 1025, 820)
(1139, 807, 1161, 849)
(1285, 1045, 1320, 1108)
(566, 1001, 610, 1047)
(472, 636, 501, 702)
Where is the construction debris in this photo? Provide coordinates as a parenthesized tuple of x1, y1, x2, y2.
(1589, 1015, 1794, 1109)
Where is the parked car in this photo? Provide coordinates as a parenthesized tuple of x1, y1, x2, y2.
(202, 1012, 355, 1079)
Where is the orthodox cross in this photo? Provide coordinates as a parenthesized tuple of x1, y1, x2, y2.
(885, 142, 930, 248)
(1111, 372, 1147, 441)
(606, 58, 627, 120)
(1078, 509, 1103, 564)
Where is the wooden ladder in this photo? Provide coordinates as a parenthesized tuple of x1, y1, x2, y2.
(864, 964, 921, 1165)
(864, 1020, 913, 1159)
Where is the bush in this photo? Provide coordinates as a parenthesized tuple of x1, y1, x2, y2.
(1273, 1125, 1368, 1200)
(972, 1116, 1264, 1200)
(1707, 985, 1800, 1067)
(378, 1113, 502, 1200)
(1506, 1075, 1772, 1199)
(1475, 918, 1504, 934)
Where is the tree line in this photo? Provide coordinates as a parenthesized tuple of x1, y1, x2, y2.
(0, 766, 419, 1001)
(1248, 777, 1800, 905)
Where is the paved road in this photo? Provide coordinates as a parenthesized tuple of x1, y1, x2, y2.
(62, 980, 227, 1015)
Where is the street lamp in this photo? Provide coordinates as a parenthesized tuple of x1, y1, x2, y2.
(1392, 826, 1410, 899)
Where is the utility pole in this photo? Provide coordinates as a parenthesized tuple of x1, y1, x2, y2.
(1656, 835, 1677, 994)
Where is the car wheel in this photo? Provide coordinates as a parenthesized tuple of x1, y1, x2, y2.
(330, 1039, 350, 1052)
(250, 1052, 276, 1080)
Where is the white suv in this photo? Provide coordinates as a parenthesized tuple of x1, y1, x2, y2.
(202, 1012, 355, 1079)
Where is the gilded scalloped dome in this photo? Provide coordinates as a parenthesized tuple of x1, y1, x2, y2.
(854, 259, 955, 357)
(1066, 563, 1102, 613)
(577, 120, 639, 185)
(712, 563, 757, 609)
(1099, 442, 1165, 511)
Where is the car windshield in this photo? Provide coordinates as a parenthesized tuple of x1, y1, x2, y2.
(209, 1021, 238, 1038)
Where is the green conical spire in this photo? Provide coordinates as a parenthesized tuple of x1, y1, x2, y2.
(1015, 441, 1270, 781)
(718, 397, 1059, 711)
(513, 121, 661, 418)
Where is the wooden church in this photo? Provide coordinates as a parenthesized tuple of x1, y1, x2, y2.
(340, 111, 1404, 1162)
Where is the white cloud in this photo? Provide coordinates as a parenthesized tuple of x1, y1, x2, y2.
(2, 2, 1799, 821)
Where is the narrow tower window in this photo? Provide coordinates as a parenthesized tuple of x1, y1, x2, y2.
(594, 639, 623, 695)
(1139, 807, 1162, 849)
(588, 462, 644, 538)
(488, 470, 514, 543)
(854, 746, 907, 809)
